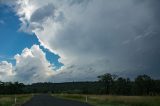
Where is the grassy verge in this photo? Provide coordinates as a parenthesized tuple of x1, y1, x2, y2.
(53, 94, 160, 106)
(0, 94, 32, 106)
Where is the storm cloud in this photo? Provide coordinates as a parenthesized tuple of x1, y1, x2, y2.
(1, 0, 160, 82)
(30, 4, 55, 23)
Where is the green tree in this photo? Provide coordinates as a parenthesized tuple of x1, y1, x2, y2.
(98, 73, 117, 94)
(114, 77, 131, 95)
(134, 74, 153, 95)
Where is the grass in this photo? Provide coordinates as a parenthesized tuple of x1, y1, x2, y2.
(53, 94, 160, 106)
(0, 94, 32, 106)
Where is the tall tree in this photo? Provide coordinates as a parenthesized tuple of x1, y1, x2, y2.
(113, 77, 131, 95)
(98, 73, 117, 94)
(134, 75, 153, 95)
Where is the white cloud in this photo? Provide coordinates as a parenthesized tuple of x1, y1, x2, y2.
(0, 61, 14, 81)
(14, 45, 57, 83)
(1, 0, 160, 82)
(0, 45, 58, 83)
(14, 0, 160, 81)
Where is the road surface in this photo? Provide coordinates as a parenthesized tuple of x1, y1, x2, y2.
(22, 94, 93, 106)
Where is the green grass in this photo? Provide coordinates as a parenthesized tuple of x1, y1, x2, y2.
(0, 94, 32, 106)
(53, 94, 160, 106)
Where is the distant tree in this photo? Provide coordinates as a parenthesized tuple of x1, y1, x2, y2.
(98, 73, 117, 94)
(1, 74, 160, 96)
(125, 78, 132, 95)
(113, 77, 131, 95)
(134, 74, 154, 95)
(154, 80, 160, 95)
(14, 82, 25, 94)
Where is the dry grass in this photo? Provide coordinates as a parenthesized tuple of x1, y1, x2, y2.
(0, 94, 32, 106)
(54, 94, 160, 106)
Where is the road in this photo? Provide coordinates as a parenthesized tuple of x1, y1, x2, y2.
(22, 94, 93, 106)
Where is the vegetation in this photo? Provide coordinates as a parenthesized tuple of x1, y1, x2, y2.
(0, 73, 160, 106)
(97, 73, 117, 94)
(54, 94, 160, 106)
(0, 73, 160, 95)
(0, 82, 24, 95)
(0, 94, 32, 106)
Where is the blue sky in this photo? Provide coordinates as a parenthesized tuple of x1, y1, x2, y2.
(0, 4, 62, 68)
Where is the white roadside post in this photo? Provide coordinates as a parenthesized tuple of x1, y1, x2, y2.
(14, 95, 17, 104)
(85, 95, 88, 102)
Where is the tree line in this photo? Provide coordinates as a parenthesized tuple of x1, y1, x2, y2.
(0, 73, 160, 95)
(97, 73, 160, 95)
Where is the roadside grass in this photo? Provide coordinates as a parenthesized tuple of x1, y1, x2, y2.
(0, 94, 32, 106)
(53, 94, 160, 106)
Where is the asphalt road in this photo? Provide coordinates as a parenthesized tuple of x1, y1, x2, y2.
(22, 94, 93, 106)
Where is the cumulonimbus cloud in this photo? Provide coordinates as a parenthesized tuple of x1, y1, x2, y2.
(1, 0, 160, 83)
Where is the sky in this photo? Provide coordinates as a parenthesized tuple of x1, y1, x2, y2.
(0, 0, 160, 83)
